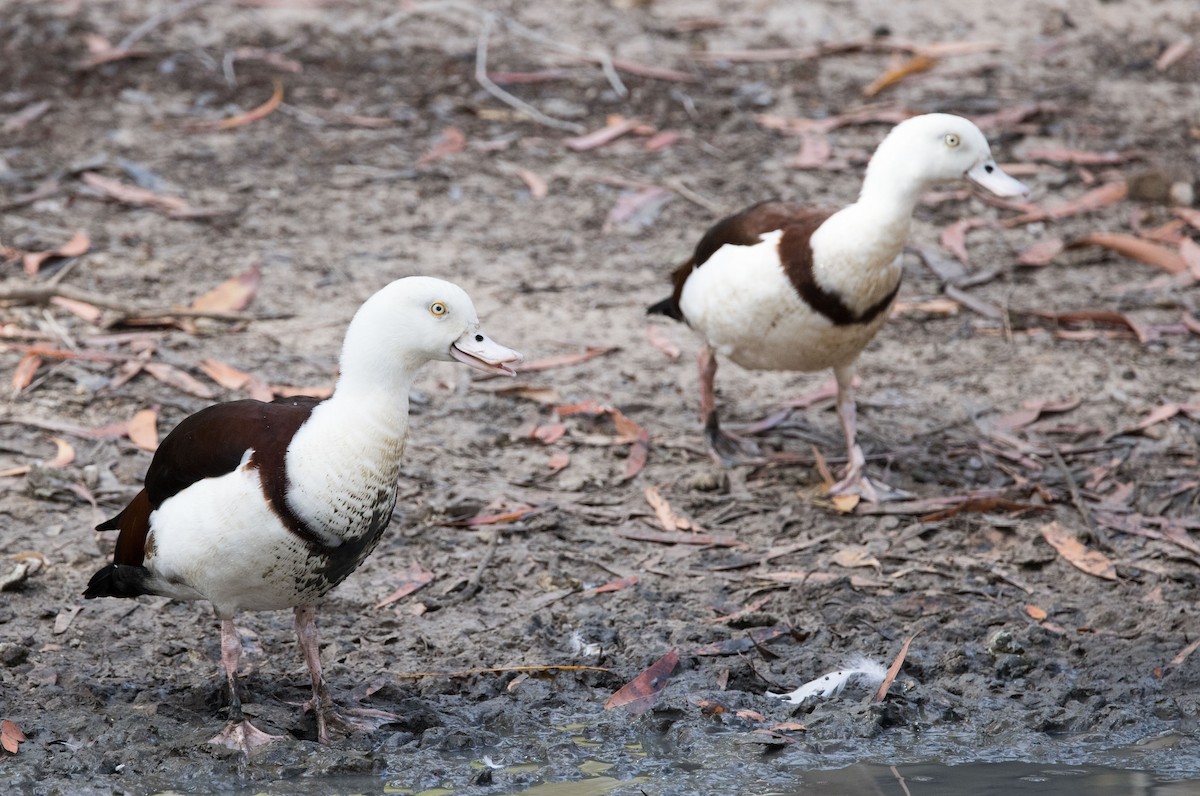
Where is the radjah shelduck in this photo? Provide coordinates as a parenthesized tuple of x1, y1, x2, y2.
(649, 113, 1029, 501)
(85, 276, 521, 753)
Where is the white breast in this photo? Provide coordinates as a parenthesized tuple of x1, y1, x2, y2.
(679, 231, 895, 373)
(143, 452, 321, 614)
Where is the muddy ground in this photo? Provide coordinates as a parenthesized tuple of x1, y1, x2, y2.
(2, 0, 1200, 793)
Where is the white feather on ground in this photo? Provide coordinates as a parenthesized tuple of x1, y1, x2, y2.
(766, 654, 889, 705)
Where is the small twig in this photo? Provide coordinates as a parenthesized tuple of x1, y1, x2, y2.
(429, 527, 501, 608)
(889, 766, 914, 796)
(662, 178, 725, 214)
(393, 664, 610, 678)
(116, 0, 215, 52)
(476, 12, 585, 133)
(0, 282, 276, 323)
(1046, 439, 1110, 551)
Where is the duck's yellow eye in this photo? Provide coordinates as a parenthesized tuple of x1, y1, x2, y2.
(945, 133, 961, 148)
(429, 302, 448, 317)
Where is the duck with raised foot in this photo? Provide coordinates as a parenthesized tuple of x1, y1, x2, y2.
(84, 276, 521, 753)
(648, 113, 1028, 501)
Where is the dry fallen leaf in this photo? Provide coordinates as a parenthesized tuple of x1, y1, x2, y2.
(564, 117, 641, 151)
(186, 79, 284, 132)
(941, 217, 989, 264)
(143, 362, 216, 399)
(81, 171, 189, 214)
(1156, 37, 1194, 71)
(519, 346, 619, 372)
(199, 358, 273, 401)
(873, 634, 917, 702)
(374, 561, 434, 609)
(604, 648, 679, 714)
(994, 396, 1081, 431)
(515, 167, 548, 199)
(22, 230, 90, 276)
(191, 263, 261, 313)
(789, 134, 832, 169)
(831, 546, 881, 570)
(1022, 147, 1142, 166)
(1070, 232, 1187, 274)
(1025, 604, 1048, 621)
(1040, 521, 1118, 581)
(1017, 238, 1065, 267)
(645, 324, 681, 361)
(584, 575, 638, 595)
(644, 486, 698, 532)
(128, 408, 159, 452)
(547, 450, 570, 472)
(1, 719, 26, 754)
(416, 126, 467, 166)
(531, 423, 566, 445)
(45, 437, 75, 468)
(862, 52, 938, 97)
(11, 353, 41, 393)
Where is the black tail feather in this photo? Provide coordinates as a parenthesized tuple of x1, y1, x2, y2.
(647, 296, 684, 322)
(84, 563, 153, 599)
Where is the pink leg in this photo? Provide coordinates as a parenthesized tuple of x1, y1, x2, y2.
(698, 345, 760, 465)
(828, 364, 879, 502)
(207, 617, 280, 754)
(294, 606, 399, 744)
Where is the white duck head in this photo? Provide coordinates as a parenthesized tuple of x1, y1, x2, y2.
(337, 276, 522, 395)
(860, 113, 1029, 203)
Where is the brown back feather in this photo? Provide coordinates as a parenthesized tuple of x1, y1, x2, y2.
(100, 396, 323, 566)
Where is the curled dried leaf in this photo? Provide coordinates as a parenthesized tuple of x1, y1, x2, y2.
(128, 408, 159, 452)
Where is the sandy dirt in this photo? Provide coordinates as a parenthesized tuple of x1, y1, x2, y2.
(2, 0, 1200, 793)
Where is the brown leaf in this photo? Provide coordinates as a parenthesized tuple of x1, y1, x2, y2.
(891, 297, 961, 316)
(186, 79, 284, 132)
(374, 561, 434, 609)
(644, 486, 698, 532)
(831, 547, 881, 570)
(49, 296, 103, 324)
(191, 263, 261, 313)
(584, 575, 638, 595)
(1175, 207, 1200, 233)
(451, 505, 539, 527)
(994, 396, 1081, 431)
(564, 117, 641, 151)
(1070, 232, 1187, 274)
(1113, 404, 1181, 438)
(128, 408, 159, 452)
(22, 230, 90, 276)
(416, 126, 466, 166)
(1, 719, 26, 754)
(547, 451, 570, 472)
(515, 167, 548, 199)
(941, 218, 989, 264)
(645, 324, 681, 360)
(199, 358, 273, 401)
(604, 649, 679, 713)
(1017, 238, 1065, 267)
(789, 134, 832, 169)
(644, 130, 682, 152)
(862, 52, 938, 97)
(143, 362, 216, 399)
(1022, 147, 1142, 166)
(1157, 37, 1194, 71)
(11, 353, 41, 393)
(621, 428, 650, 482)
(604, 187, 672, 232)
(1025, 604, 1048, 621)
(81, 172, 189, 213)
(45, 437, 75, 468)
(1180, 237, 1200, 279)
(532, 423, 566, 444)
(873, 634, 917, 702)
(1040, 521, 1117, 581)
(476, 383, 561, 404)
(1026, 308, 1151, 345)
(271, 384, 333, 400)
(1004, 182, 1127, 228)
(519, 346, 619, 372)
(2, 99, 52, 133)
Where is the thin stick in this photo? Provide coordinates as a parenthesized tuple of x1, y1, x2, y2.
(1047, 439, 1110, 551)
(441, 527, 501, 606)
(393, 664, 610, 678)
(500, 16, 628, 97)
(475, 12, 585, 133)
(0, 282, 276, 323)
(117, 0, 215, 52)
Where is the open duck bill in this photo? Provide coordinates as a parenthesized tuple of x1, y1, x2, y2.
(966, 160, 1030, 198)
(450, 329, 522, 376)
